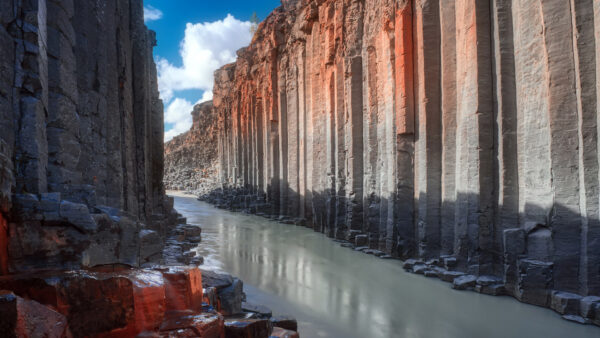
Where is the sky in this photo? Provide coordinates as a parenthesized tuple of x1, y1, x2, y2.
(143, 0, 281, 141)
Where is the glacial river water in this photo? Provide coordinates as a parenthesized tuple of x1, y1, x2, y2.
(170, 193, 600, 338)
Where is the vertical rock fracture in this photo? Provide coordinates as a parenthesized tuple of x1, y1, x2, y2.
(203, 0, 600, 324)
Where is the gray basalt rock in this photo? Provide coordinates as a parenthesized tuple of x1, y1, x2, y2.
(218, 278, 244, 315)
(452, 275, 477, 291)
(0, 0, 178, 274)
(580, 296, 600, 319)
(59, 200, 97, 233)
(242, 302, 272, 318)
(516, 260, 554, 307)
(199, 0, 600, 327)
(551, 291, 582, 315)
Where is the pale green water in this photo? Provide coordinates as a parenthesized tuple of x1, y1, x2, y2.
(172, 194, 600, 338)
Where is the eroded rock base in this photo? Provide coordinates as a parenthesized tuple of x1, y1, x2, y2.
(0, 265, 300, 337)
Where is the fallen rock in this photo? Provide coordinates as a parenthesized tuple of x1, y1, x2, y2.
(224, 318, 271, 338)
(242, 302, 272, 318)
(412, 264, 428, 275)
(516, 259, 553, 307)
(0, 290, 71, 338)
(271, 315, 298, 331)
(440, 270, 464, 283)
(476, 275, 502, 286)
(580, 296, 600, 319)
(159, 310, 224, 338)
(475, 284, 506, 296)
(201, 270, 234, 290)
(551, 291, 582, 315)
(270, 327, 300, 338)
(159, 266, 204, 312)
(452, 275, 477, 290)
(218, 278, 244, 315)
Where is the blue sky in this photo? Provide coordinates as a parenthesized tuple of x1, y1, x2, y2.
(143, 0, 280, 140)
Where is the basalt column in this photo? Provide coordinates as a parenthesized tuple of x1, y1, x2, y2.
(0, 0, 175, 273)
(210, 0, 600, 314)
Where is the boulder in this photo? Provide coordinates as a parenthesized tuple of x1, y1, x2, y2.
(515, 259, 553, 307)
(242, 302, 272, 318)
(224, 318, 271, 338)
(270, 327, 300, 338)
(440, 270, 464, 283)
(159, 311, 224, 338)
(218, 278, 244, 315)
(270, 315, 298, 331)
(201, 269, 234, 290)
(580, 296, 600, 319)
(452, 275, 477, 290)
(0, 290, 71, 338)
(551, 291, 582, 315)
(159, 266, 204, 312)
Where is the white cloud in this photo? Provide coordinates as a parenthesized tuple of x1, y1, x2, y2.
(196, 91, 213, 105)
(157, 14, 252, 102)
(144, 6, 163, 22)
(164, 98, 195, 142)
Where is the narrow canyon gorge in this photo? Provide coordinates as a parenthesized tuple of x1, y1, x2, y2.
(183, 0, 600, 327)
(0, 0, 599, 336)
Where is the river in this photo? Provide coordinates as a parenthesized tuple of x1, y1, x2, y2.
(170, 193, 600, 338)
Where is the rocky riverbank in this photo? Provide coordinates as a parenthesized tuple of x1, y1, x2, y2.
(200, 187, 600, 328)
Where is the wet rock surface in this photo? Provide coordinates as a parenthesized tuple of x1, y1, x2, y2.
(0, 290, 71, 338)
(0, 266, 299, 337)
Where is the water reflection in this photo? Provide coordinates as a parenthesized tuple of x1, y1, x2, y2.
(172, 194, 600, 338)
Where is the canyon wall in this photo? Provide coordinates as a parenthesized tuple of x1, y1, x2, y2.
(0, 0, 174, 274)
(164, 101, 220, 195)
(211, 0, 600, 308)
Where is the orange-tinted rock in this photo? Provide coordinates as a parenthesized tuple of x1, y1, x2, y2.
(0, 267, 235, 336)
(100, 269, 167, 337)
(159, 266, 204, 312)
(159, 310, 224, 338)
(0, 290, 71, 338)
(0, 269, 166, 337)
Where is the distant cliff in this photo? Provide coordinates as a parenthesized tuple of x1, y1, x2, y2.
(164, 101, 220, 195)
(0, 0, 175, 273)
(207, 0, 600, 320)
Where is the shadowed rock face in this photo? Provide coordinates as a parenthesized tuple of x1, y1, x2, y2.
(164, 101, 220, 196)
(207, 0, 600, 317)
(0, 0, 175, 273)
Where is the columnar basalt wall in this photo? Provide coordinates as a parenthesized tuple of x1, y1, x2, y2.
(0, 0, 175, 273)
(164, 101, 220, 195)
(210, 0, 600, 315)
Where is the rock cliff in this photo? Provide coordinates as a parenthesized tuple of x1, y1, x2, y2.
(164, 101, 220, 196)
(0, 2, 299, 336)
(206, 0, 600, 323)
(0, 0, 172, 273)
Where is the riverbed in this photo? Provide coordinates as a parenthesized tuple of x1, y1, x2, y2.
(170, 193, 599, 338)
